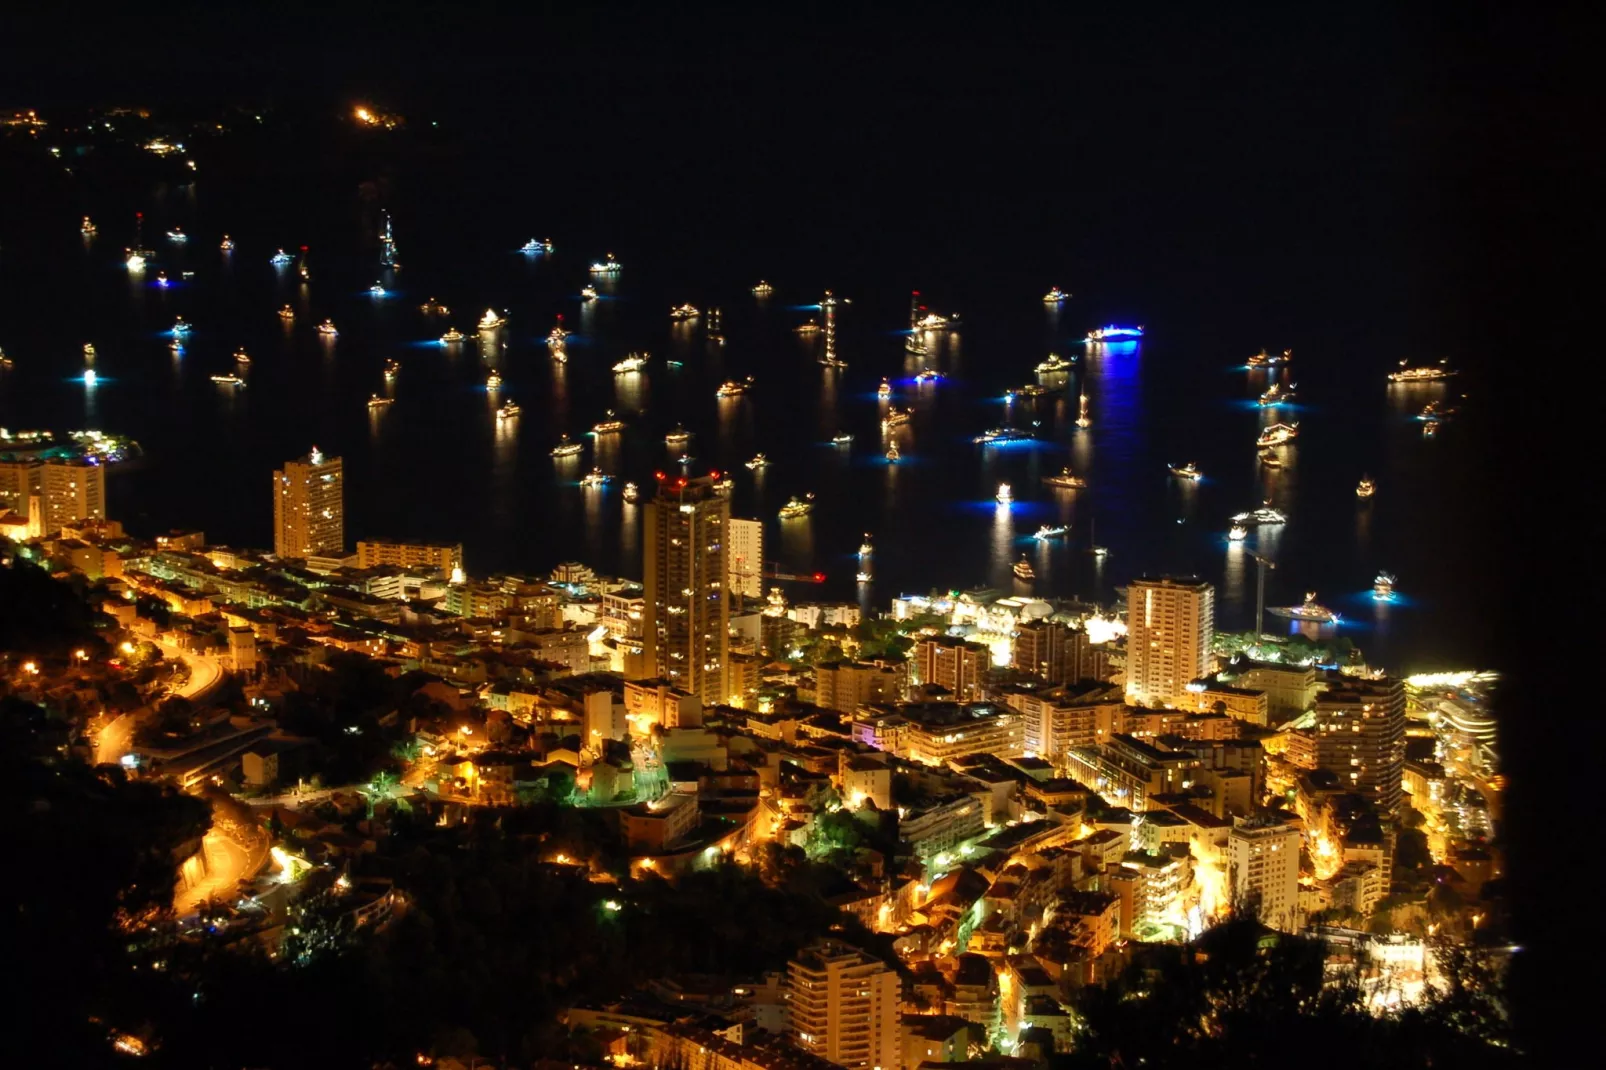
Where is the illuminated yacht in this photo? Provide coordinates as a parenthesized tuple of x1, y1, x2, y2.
(592, 410, 626, 435)
(367, 394, 393, 410)
(914, 310, 955, 331)
(1034, 525, 1068, 540)
(1043, 466, 1087, 488)
(580, 468, 610, 489)
(612, 352, 650, 373)
(1036, 352, 1073, 374)
(881, 406, 911, 429)
(904, 334, 930, 355)
(745, 453, 769, 470)
(1043, 286, 1069, 303)
(996, 482, 1013, 505)
(520, 238, 552, 254)
(551, 434, 584, 457)
(589, 253, 622, 274)
(1373, 572, 1396, 601)
(1231, 503, 1288, 526)
(856, 570, 872, 583)
(439, 327, 465, 344)
(1168, 462, 1202, 481)
(369, 282, 387, 297)
(1008, 383, 1051, 399)
(878, 378, 893, 399)
(1256, 422, 1299, 448)
(497, 401, 521, 420)
(83, 343, 96, 359)
(1388, 358, 1454, 382)
(1356, 475, 1376, 499)
(622, 481, 639, 503)
(1258, 381, 1296, 406)
(384, 359, 400, 380)
(233, 347, 251, 364)
(317, 319, 339, 337)
(419, 297, 449, 316)
(1247, 348, 1291, 367)
(1012, 557, 1035, 580)
(209, 373, 244, 386)
(166, 228, 187, 243)
(82, 369, 98, 386)
(665, 425, 692, 447)
(581, 286, 598, 301)
(858, 535, 874, 558)
(156, 270, 170, 287)
(1417, 401, 1446, 421)
(1085, 325, 1144, 342)
(270, 249, 293, 266)
(125, 251, 146, 271)
(669, 303, 700, 321)
(81, 216, 97, 235)
(794, 320, 822, 334)
(885, 442, 900, 462)
(832, 431, 854, 446)
(278, 305, 295, 321)
(974, 427, 1033, 445)
(168, 340, 183, 354)
(716, 376, 754, 398)
(220, 234, 234, 251)
(486, 370, 502, 390)
(547, 319, 570, 349)
(478, 308, 507, 332)
(1228, 523, 1248, 541)
(915, 369, 945, 383)
(752, 280, 774, 296)
(1423, 420, 1439, 438)
(778, 494, 814, 520)
(1270, 592, 1341, 625)
(172, 317, 192, 335)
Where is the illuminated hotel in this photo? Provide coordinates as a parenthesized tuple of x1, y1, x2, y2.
(643, 475, 729, 706)
(272, 447, 343, 560)
(1125, 576, 1214, 707)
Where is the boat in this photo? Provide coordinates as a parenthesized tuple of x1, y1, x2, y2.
(125, 252, 146, 271)
(1228, 524, 1248, 542)
(168, 340, 183, 354)
(1075, 393, 1091, 428)
(904, 334, 931, 355)
(83, 343, 96, 359)
(1088, 519, 1108, 558)
(1256, 422, 1299, 448)
(1259, 451, 1283, 469)
(1417, 402, 1447, 421)
(220, 234, 234, 251)
(439, 328, 465, 344)
(317, 319, 339, 337)
(368, 282, 387, 297)
(669, 303, 700, 321)
(592, 410, 626, 434)
(612, 352, 650, 373)
(996, 482, 1013, 505)
(716, 377, 754, 398)
(419, 298, 449, 316)
(520, 238, 551, 254)
(881, 407, 911, 429)
(1270, 592, 1341, 625)
(1013, 557, 1036, 581)
(1388, 359, 1454, 383)
(1043, 467, 1087, 489)
(1035, 352, 1073, 374)
(1230, 504, 1288, 526)
(384, 359, 400, 380)
(1258, 381, 1296, 406)
(209, 373, 244, 386)
(885, 443, 900, 462)
(551, 434, 583, 457)
(794, 320, 822, 334)
(1373, 572, 1396, 601)
(172, 318, 192, 335)
(497, 401, 521, 420)
(486, 370, 502, 390)
(665, 426, 692, 447)
(914, 312, 954, 331)
(975, 427, 1033, 445)
(82, 369, 98, 386)
(915, 369, 945, 383)
(1168, 462, 1202, 481)
(877, 378, 893, 399)
(233, 348, 251, 364)
(581, 286, 598, 301)
(745, 453, 769, 470)
(1086, 325, 1144, 342)
(81, 217, 96, 235)
(752, 280, 774, 296)
(856, 571, 872, 583)
(589, 254, 622, 274)
(547, 321, 570, 349)
(832, 431, 854, 446)
(1356, 476, 1375, 499)
(166, 228, 187, 243)
(622, 482, 639, 503)
(1044, 286, 1069, 304)
(1247, 348, 1292, 367)
(156, 270, 170, 287)
(858, 535, 874, 558)
(367, 394, 393, 410)
(778, 494, 815, 520)
(278, 305, 295, 321)
(478, 308, 507, 332)
(1423, 421, 1438, 438)
(270, 249, 293, 266)
(1034, 525, 1068, 540)
(580, 468, 610, 489)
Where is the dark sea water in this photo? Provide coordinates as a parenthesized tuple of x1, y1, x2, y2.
(0, 108, 1488, 674)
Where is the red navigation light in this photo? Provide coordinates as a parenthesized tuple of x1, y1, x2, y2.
(912, 290, 919, 296)
(300, 245, 308, 251)
(655, 471, 665, 481)
(709, 470, 720, 480)
(813, 572, 825, 582)
(677, 479, 687, 488)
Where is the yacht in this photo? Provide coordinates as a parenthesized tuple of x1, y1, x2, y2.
(439, 327, 465, 344)
(716, 377, 754, 398)
(1034, 525, 1068, 540)
(589, 254, 622, 274)
(914, 312, 954, 331)
(778, 494, 815, 520)
(520, 238, 550, 254)
(419, 298, 449, 316)
(486, 370, 502, 390)
(497, 401, 521, 420)
(478, 308, 507, 332)
(156, 270, 170, 287)
(1247, 348, 1292, 367)
(904, 334, 931, 355)
(369, 282, 388, 297)
(1423, 421, 1439, 438)
(172, 318, 192, 335)
(317, 319, 339, 337)
(832, 431, 854, 446)
(752, 280, 774, 296)
(125, 251, 146, 271)
(1356, 475, 1376, 499)
(612, 352, 650, 373)
(219, 234, 234, 251)
(1228, 524, 1248, 541)
(1255, 422, 1299, 448)
(581, 286, 598, 301)
(996, 482, 1013, 505)
(1044, 286, 1069, 304)
(1075, 393, 1091, 428)
(580, 468, 610, 489)
(278, 305, 295, 321)
(385, 359, 400, 380)
(1388, 359, 1454, 382)
(233, 348, 251, 364)
(1008, 383, 1052, 399)
(1373, 572, 1396, 601)
(551, 434, 584, 457)
(82, 369, 98, 386)
(858, 535, 874, 558)
(270, 249, 293, 266)
(1085, 325, 1144, 342)
(1231, 504, 1288, 526)
(1013, 557, 1035, 580)
(166, 228, 187, 243)
(885, 443, 900, 462)
(877, 378, 893, 399)
(794, 320, 822, 334)
(367, 394, 393, 410)
(622, 482, 640, 503)
(1417, 401, 1446, 421)
(1035, 352, 1073, 374)
(209, 373, 244, 386)
(547, 322, 570, 349)
(592, 411, 626, 435)
(1168, 462, 1202, 481)
(856, 570, 872, 583)
(881, 406, 911, 429)
(1270, 592, 1341, 625)
(168, 340, 183, 355)
(669, 303, 700, 321)
(974, 427, 1033, 445)
(81, 216, 97, 235)
(665, 426, 692, 447)
(83, 343, 96, 359)
(1258, 381, 1296, 406)
(745, 453, 769, 470)
(1043, 467, 1087, 489)
(915, 369, 945, 383)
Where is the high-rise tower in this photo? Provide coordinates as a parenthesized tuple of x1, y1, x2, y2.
(643, 474, 730, 706)
(273, 446, 344, 559)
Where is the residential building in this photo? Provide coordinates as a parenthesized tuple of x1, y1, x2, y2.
(900, 703, 1024, 765)
(1125, 576, 1214, 706)
(1235, 662, 1319, 722)
(786, 939, 901, 1070)
(1002, 682, 1126, 763)
(356, 539, 462, 574)
(913, 636, 990, 700)
(729, 517, 764, 601)
(624, 678, 702, 732)
(1313, 675, 1407, 813)
(643, 475, 730, 706)
(1229, 817, 1303, 932)
(817, 660, 906, 714)
(273, 447, 344, 559)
